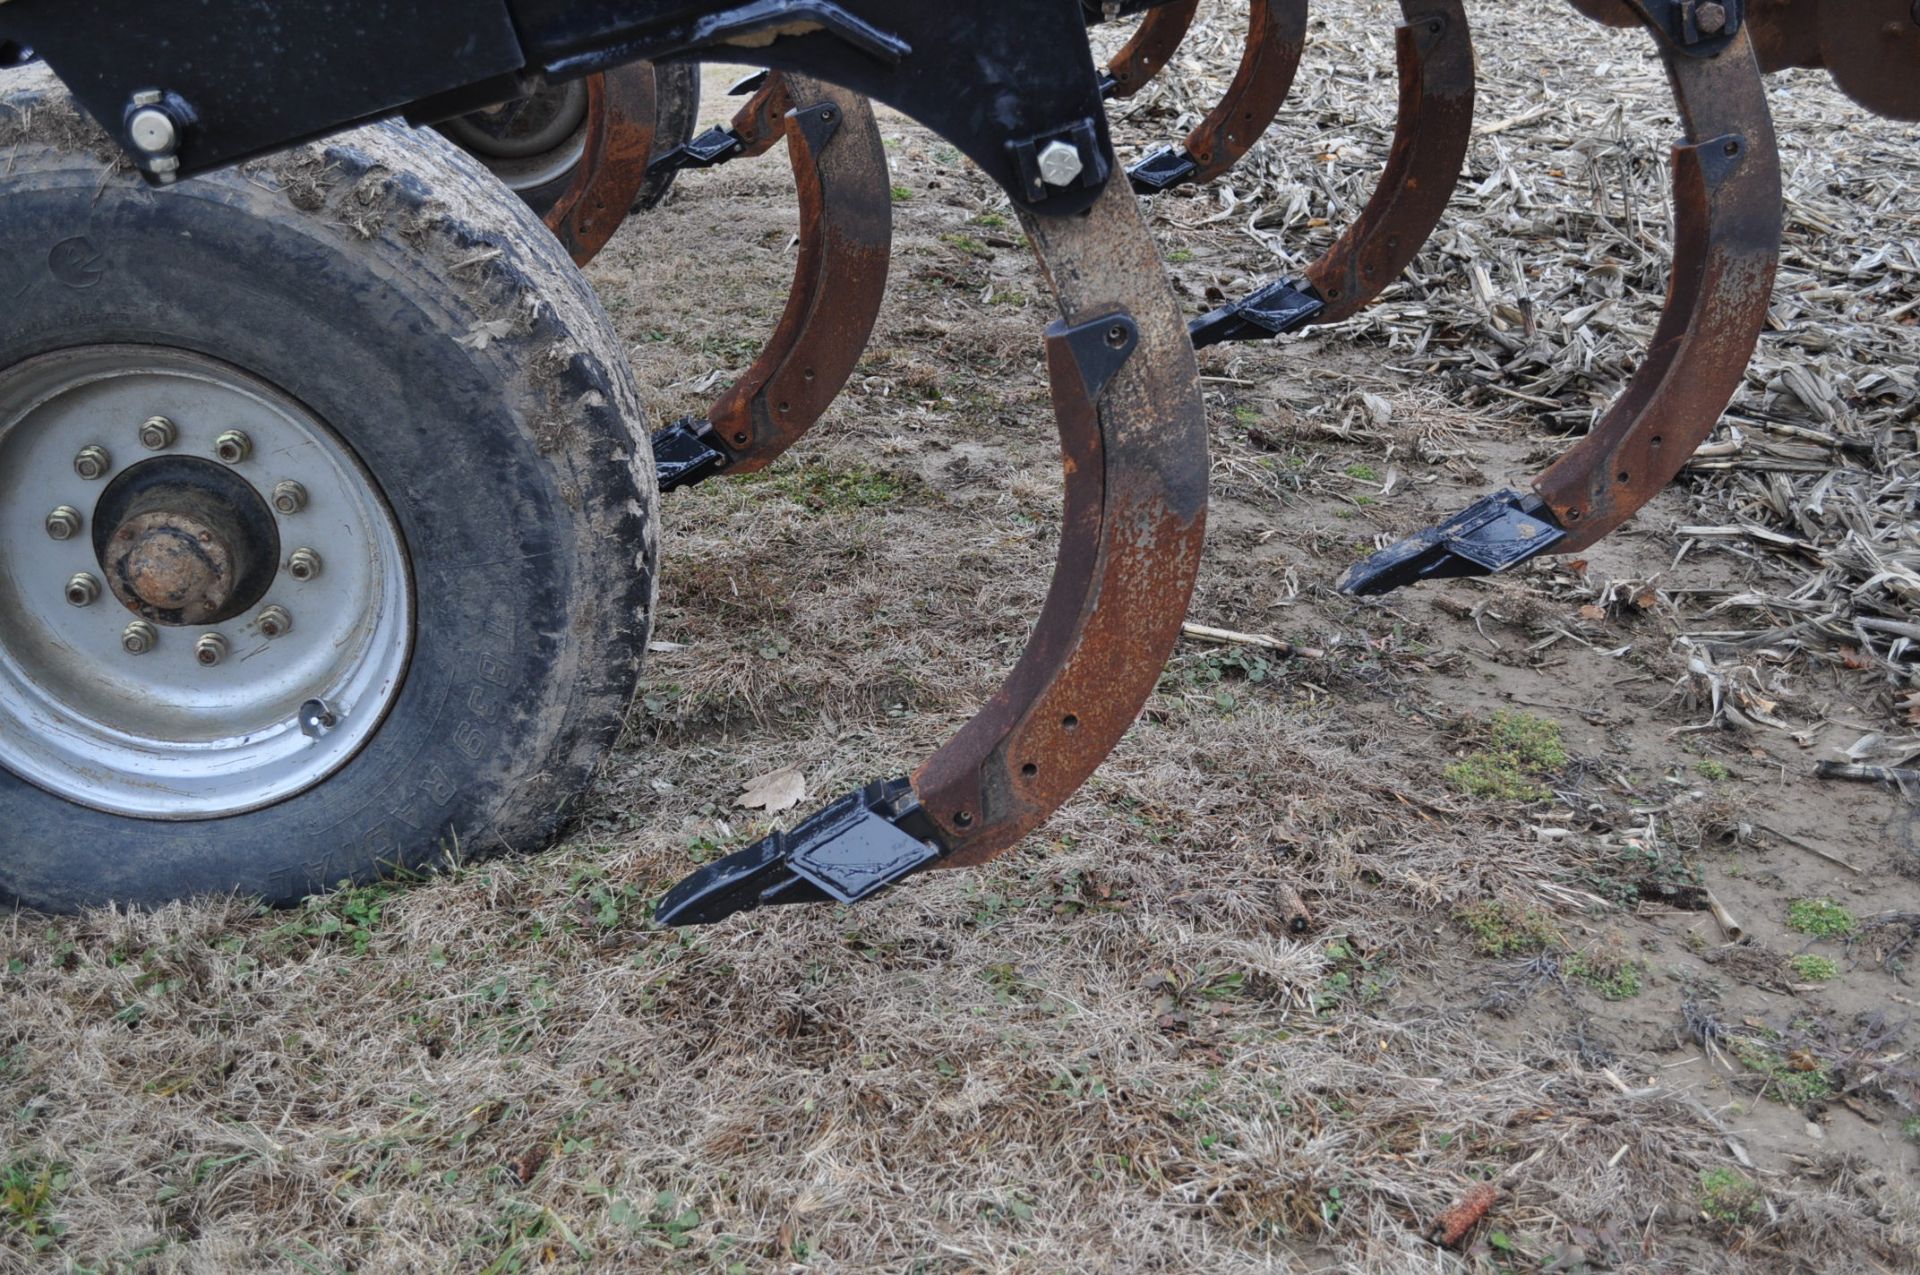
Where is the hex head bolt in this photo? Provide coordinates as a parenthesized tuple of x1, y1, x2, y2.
(1695, 2, 1727, 35)
(73, 445, 111, 480)
(138, 415, 178, 450)
(1037, 140, 1086, 188)
(122, 620, 158, 656)
(45, 506, 82, 541)
(257, 605, 293, 639)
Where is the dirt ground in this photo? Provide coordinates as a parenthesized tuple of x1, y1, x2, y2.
(6, 4, 1920, 1272)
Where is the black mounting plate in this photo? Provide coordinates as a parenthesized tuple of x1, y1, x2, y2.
(3, 0, 1122, 215)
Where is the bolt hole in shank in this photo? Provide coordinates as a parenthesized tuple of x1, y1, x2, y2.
(0, 346, 412, 817)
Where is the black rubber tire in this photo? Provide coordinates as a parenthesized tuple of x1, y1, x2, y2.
(0, 68, 659, 913)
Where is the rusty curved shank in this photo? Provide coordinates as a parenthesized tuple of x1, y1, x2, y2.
(1130, 0, 1308, 193)
(544, 67, 659, 268)
(652, 73, 893, 490)
(656, 174, 1210, 924)
(1192, 0, 1475, 346)
(1304, 2, 1474, 321)
(1535, 41, 1780, 550)
(1341, 12, 1781, 593)
(1103, 0, 1201, 99)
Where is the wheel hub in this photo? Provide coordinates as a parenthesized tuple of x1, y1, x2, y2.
(115, 514, 229, 615)
(94, 457, 279, 624)
(0, 346, 413, 819)
(440, 81, 591, 193)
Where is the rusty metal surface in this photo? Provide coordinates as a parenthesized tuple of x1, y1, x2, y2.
(704, 74, 892, 471)
(1563, 0, 1639, 26)
(1746, 0, 1825, 70)
(1105, 0, 1201, 98)
(1182, 0, 1309, 184)
(1577, 0, 1920, 120)
(107, 509, 236, 625)
(727, 72, 797, 158)
(1303, 0, 1474, 322)
(912, 174, 1210, 870)
(1812, 0, 1920, 120)
(543, 65, 659, 267)
(1534, 27, 1782, 551)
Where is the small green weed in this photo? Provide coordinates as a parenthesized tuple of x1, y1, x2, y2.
(1564, 951, 1644, 1000)
(1159, 646, 1277, 713)
(1456, 900, 1563, 957)
(1697, 1167, 1762, 1226)
(1444, 711, 1567, 802)
(1786, 898, 1859, 940)
(745, 463, 905, 513)
(890, 184, 914, 202)
(1344, 463, 1378, 481)
(1695, 759, 1732, 782)
(984, 1189, 1038, 1228)
(603, 1192, 703, 1249)
(1313, 938, 1391, 1014)
(2, 1158, 68, 1250)
(1733, 1039, 1835, 1107)
(1789, 954, 1839, 982)
(274, 881, 401, 955)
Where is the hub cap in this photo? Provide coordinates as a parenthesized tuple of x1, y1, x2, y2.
(0, 347, 413, 819)
(441, 81, 591, 193)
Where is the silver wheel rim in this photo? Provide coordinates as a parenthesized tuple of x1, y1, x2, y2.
(0, 346, 413, 819)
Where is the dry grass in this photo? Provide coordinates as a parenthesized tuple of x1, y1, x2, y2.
(6, 3, 1920, 1272)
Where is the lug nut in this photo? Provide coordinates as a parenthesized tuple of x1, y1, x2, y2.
(257, 605, 293, 639)
(122, 620, 158, 656)
(138, 415, 178, 450)
(73, 445, 111, 480)
(194, 632, 230, 667)
(286, 548, 322, 582)
(65, 572, 101, 608)
(271, 480, 307, 515)
(214, 430, 252, 464)
(45, 506, 82, 541)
